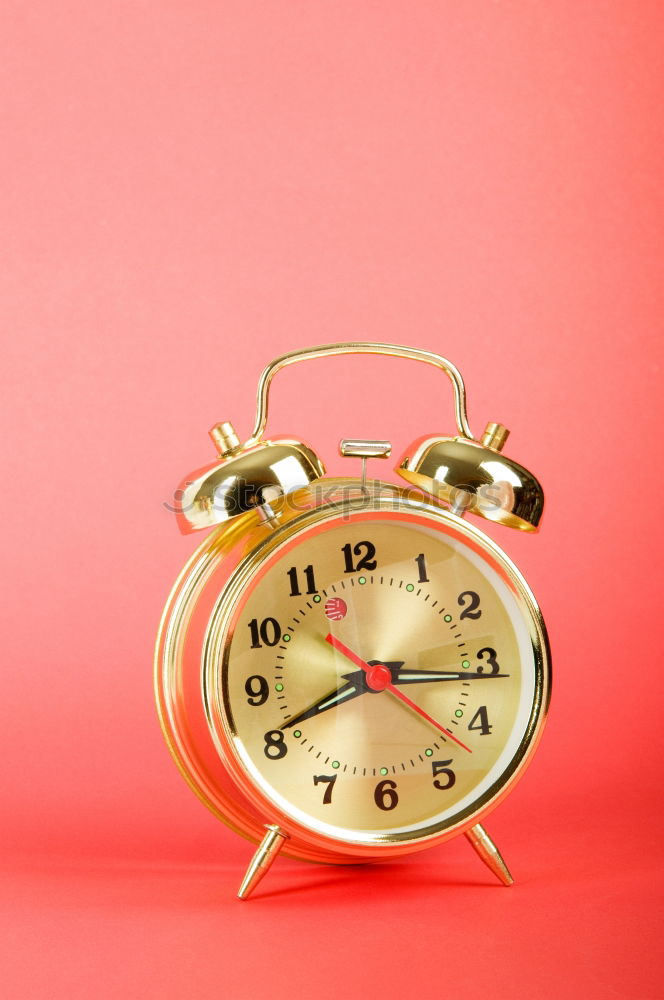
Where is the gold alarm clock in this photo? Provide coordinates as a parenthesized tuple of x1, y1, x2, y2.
(155, 343, 550, 899)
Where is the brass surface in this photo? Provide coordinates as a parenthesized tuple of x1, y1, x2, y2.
(465, 822, 514, 886)
(156, 478, 550, 865)
(245, 343, 474, 447)
(237, 825, 289, 900)
(339, 439, 392, 458)
(480, 421, 510, 453)
(397, 435, 544, 532)
(216, 510, 527, 837)
(209, 420, 241, 457)
(175, 439, 325, 534)
(198, 481, 550, 862)
(156, 344, 550, 892)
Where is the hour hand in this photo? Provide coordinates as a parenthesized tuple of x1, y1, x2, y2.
(281, 677, 363, 730)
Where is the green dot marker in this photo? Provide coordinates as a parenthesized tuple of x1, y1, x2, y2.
(444, 614, 452, 622)
(358, 576, 366, 585)
(275, 683, 283, 692)
(293, 730, 301, 738)
(380, 767, 388, 776)
(425, 748, 433, 757)
(455, 709, 463, 718)
(462, 659, 470, 668)
(332, 760, 340, 769)
(313, 594, 321, 603)
(283, 634, 291, 642)
(406, 583, 414, 592)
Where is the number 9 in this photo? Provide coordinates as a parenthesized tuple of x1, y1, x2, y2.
(245, 675, 269, 706)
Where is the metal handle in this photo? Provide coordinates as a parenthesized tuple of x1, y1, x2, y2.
(245, 342, 474, 447)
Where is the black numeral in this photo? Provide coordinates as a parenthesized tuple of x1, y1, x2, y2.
(431, 759, 456, 790)
(415, 553, 429, 583)
(374, 779, 398, 811)
(458, 590, 481, 620)
(342, 541, 377, 573)
(245, 675, 269, 706)
(313, 774, 337, 804)
(248, 617, 282, 648)
(476, 647, 500, 675)
(468, 706, 492, 735)
(287, 564, 317, 597)
(263, 730, 287, 759)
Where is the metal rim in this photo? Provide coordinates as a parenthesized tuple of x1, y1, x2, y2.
(198, 485, 551, 859)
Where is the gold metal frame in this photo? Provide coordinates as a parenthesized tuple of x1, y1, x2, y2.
(244, 343, 475, 447)
(242, 343, 542, 531)
(155, 342, 551, 894)
(156, 479, 550, 865)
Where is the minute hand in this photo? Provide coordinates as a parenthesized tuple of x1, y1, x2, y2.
(395, 669, 510, 684)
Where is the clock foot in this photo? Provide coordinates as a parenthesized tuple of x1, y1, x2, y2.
(465, 823, 514, 886)
(237, 824, 289, 900)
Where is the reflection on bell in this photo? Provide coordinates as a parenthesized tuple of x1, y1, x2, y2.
(174, 428, 325, 533)
(396, 422, 544, 532)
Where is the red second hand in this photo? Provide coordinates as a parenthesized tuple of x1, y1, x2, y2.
(325, 633, 472, 754)
(382, 682, 472, 753)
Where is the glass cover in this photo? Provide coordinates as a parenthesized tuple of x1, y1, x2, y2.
(215, 508, 541, 844)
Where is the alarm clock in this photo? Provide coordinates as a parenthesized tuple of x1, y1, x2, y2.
(155, 343, 550, 899)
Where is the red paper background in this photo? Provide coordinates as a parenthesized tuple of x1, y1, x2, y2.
(2, 3, 662, 997)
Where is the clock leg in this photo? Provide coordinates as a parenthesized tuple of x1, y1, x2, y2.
(237, 824, 289, 900)
(465, 823, 514, 886)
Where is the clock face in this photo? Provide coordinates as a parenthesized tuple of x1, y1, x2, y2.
(206, 506, 546, 847)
